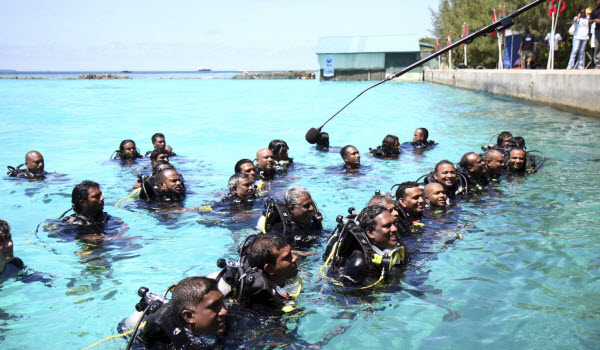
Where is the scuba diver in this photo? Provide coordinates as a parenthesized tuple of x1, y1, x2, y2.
(120, 276, 227, 350)
(62, 180, 111, 226)
(255, 148, 276, 180)
(0, 219, 23, 284)
(218, 173, 259, 214)
(268, 139, 293, 172)
(7, 150, 48, 179)
(144, 133, 176, 157)
(403, 127, 437, 151)
(483, 149, 506, 183)
(234, 159, 257, 182)
(482, 131, 513, 152)
(257, 186, 323, 250)
(136, 161, 175, 199)
(340, 145, 361, 172)
(150, 169, 187, 209)
(456, 152, 489, 191)
(323, 205, 409, 287)
(506, 148, 528, 175)
(213, 234, 300, 314)
(367, 192, 402, 228)
(111, 139, 143, 162)
(315, 131, 329, 151)
(150, 148, 170, 168)
(369, 134, 401, 159)
(496, 131, 513, 149)
(423, 183, 448, 211)
(393, 181, 425, 234)
(417, 160, 468, 200)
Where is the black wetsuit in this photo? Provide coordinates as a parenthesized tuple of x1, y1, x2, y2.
(370, 146, 400, 159)
(62, 212, 110, 226)
(456, 167, 488, 192)
(0, 258, 24, 284)
(334, 227, 408, 286)
(6, 166, 47, 179)
(269, 217, 323, 249)
(257, 169, 275, 181)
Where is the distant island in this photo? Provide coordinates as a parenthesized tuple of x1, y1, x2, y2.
(75, 74, 130, 80)
(0, 69, 17, 73)
(232, 71, 315, 80)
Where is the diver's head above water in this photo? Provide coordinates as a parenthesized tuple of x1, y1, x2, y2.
(72, 180, 105, 219)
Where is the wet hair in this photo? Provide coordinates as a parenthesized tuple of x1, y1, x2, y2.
(268, 140, 289, 158)
(416, 128, 429, 141)
(0, 220, 10, 237)
(434, 160, 455, 173)
(358, 205, 387, 233)
(172, 277, 219, 320)
(340, 145, 354, 159)
(497, 131, 513, 146)
(512, 136, 526, 149)
(234, 159, 254, 173)
(458, 152, 478, 168)
(72, 180, 100, 213)
(228, 173, 250, 194)
(316, 132, 329, 148)
(395, 181, 420, 201)
(381, 135, 399, 156)
(150, 148, 170, 162)
(151, 133, 165, 144)
(284, 186, 311, 209)
(119, 139, 136, 153)
(247, 235, 289, 269)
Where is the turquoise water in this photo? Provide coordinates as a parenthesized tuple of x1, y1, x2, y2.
(0, 76, 599, 349)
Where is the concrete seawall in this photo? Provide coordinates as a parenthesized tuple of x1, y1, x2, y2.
(423, 69, 600, 116)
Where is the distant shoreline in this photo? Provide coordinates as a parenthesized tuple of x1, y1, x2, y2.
(0, 70, 318, 80)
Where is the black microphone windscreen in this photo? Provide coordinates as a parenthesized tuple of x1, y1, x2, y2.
(305, 128, 321, 144)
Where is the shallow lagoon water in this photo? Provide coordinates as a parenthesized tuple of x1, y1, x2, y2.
(0, 76, 599, 349)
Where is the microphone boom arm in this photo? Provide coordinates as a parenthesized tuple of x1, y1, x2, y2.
(317, 0, 545, 131)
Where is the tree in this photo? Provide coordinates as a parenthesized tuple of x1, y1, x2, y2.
(430, 0, 591, 68)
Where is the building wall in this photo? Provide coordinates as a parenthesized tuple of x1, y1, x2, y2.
(317, 53, 385, 69)
(319, 69, 386, 81)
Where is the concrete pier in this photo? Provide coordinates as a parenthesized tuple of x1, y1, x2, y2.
(423, 69, 600, 116)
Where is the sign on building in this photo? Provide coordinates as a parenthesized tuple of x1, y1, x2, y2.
(323, 56, 335, 77)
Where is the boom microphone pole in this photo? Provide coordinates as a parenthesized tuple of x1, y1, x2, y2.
(305, 0, 546, 144)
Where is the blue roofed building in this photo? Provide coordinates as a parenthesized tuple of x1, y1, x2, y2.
(316, 35, 436, 81)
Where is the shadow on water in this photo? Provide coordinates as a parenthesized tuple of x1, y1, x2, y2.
(44, 216, 142, 302)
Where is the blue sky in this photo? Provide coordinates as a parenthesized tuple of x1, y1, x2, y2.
(0, 0, 440, 71)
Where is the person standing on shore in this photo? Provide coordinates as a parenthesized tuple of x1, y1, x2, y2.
(592, 0, 600, 68)
(567, 7, 590, 69)
(519, 29, 535, 69)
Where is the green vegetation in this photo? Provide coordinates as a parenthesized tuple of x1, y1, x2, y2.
(429, 0, 593, 68)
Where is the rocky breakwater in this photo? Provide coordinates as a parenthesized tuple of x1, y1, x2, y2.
(232, 71, 315, 80)
(76, 74, 130, 80)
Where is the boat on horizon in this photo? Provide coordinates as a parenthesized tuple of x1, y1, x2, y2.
(197, 66, 211, 72)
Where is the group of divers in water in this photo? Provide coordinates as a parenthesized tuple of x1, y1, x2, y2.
(3, 129, 544, 349)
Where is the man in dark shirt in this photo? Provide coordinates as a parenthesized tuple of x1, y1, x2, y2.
(519, 29, 535, 68)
